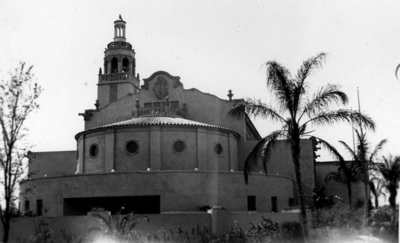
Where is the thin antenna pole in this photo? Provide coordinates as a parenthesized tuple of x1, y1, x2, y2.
(358, 87, 369, 227)
(357, 87, 361, 113)
(357, 87, 363, 134)
(351, 107, 355, 152)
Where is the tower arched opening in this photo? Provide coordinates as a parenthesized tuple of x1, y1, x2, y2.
(122, 58, 129, 73)
(104, 60, 108, 74)
(111, 57, 118, 73)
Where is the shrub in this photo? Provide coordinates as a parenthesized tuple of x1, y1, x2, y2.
(368, 206, 398, 243)
(246, 217, 280, 242)
(280, 222, 303, 242)
(312, 201, 363, 230)
(19, 220, 54, 243)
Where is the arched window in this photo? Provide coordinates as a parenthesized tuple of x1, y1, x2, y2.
(111, 57, 118, 73)
(122, 58, 129, 73)
(104, 59, 108, 74)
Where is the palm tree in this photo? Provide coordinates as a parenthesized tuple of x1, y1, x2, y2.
(228, 53, 375, 240)
(325, 159, 363, 207)
(90, 209, 149, 239)
(369, 177, 386, 209)
(337, 129, 386, 226)
(374, 155, 400, 210)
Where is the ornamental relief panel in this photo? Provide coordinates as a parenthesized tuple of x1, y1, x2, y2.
(153, 77, 169, 100)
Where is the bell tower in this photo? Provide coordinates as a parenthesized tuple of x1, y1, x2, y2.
(97, 15, 140, 109)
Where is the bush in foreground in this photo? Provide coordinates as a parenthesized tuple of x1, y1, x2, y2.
(19, 217, 303, 243)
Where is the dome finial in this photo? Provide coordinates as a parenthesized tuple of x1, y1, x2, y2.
(119, 14, 123, 21)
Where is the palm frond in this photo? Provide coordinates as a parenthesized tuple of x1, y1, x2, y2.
(315, 137, 363, 185)
(369, 139, 387, 162)
(91, 212, 112, 231)
(265, 61, 295, 114)
(354, 129, 369, 161)
(300, 84, 348, 120)
(369, 178, 387, 200)
(127, 215, 150, 232)
(325, 171, 345, 184)
(312, 136, 345, 162)
(227, 99, 286, 123)
(338, 140, 359, 162)
(378, 155, 400, 184)
(295, 53, 327, 86)
(305, 109, 375, 131)
(293, 53, 327, 114)
(244, 130, 285, 184)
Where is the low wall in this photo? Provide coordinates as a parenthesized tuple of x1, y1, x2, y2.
(3, 211, 300, 242)
(232, 211, 301, 229)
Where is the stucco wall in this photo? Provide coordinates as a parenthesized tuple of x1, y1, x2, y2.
(240, 139, 315, 204)
(85, 72, 246, 154)
(206, 131, 230, 171)
(115, 128, 150, 171)
(232, 211, 301, 227)
(161, 128, 197, 170)
(75, 125, 238, 174)
(20, 171, 295, 217)
(315, 162, 364, 205)
(84, 132, 106, 173)
(29, 151, 77, 178)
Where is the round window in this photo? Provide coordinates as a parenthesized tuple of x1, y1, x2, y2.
(215, 144, 223, 155)
(89, 144, 98, 158)
(126, 141, 139, 154)
(173, 140, 186, 153)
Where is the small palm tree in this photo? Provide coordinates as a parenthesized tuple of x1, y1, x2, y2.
(374, 155, 400, 210)
(369, 177, 386, 209)
(325, 159, 363, 207)
(337, 129, 386, 226)
(90, 209, 149, 239)
(228, 53, 375, 240)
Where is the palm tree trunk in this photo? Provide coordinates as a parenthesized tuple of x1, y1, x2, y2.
(346, 182, 352, 207)
(362, 175, 370, 227)
(291, 141, 309, 242)
(389, 187, 397, 211)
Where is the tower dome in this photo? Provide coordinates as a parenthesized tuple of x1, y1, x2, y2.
(114, 15, 126, 42)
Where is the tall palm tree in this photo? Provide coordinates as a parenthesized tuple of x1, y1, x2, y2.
(374, 155, 400, 210)
(369, 177, 386, 209)
(228, 53, 375, 240)
(337, 129, 386, 226)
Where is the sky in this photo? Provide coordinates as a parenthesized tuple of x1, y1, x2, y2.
(1, 0, 400, 163)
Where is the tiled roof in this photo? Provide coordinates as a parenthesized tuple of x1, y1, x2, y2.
(77, 117, 240, 138)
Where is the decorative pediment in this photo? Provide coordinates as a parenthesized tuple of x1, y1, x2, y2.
(141, 71, 183, 91)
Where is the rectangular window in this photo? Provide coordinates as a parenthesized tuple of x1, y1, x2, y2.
(271, 197, 278, 212)
(144, 102, 152, 108)
(25, 200, 30, 211)
(109, 84, 118, 103)
(289, 198, 294, 207)
(247, 196, 256, 211)
(36, 200, 43, 216)
(170, 101, 179, 108)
